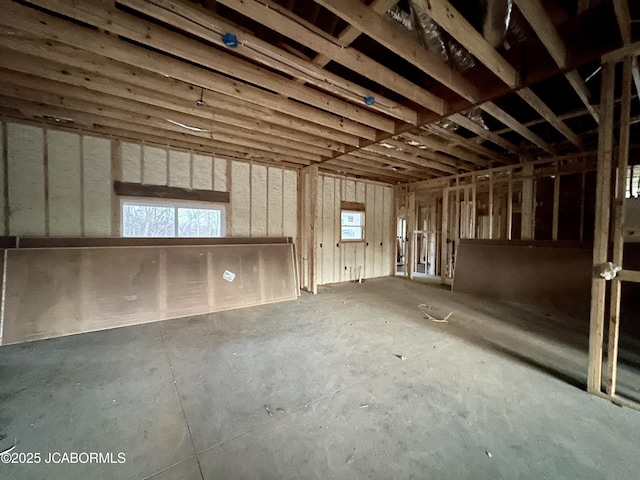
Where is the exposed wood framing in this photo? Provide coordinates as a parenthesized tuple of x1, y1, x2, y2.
(513, 0, 599, 123)
(606, 55, 632, 396)
(587, 61, 615, 394)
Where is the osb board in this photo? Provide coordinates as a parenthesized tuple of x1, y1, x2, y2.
(453, 240, 593, 318)
(1, 243, 297, 345)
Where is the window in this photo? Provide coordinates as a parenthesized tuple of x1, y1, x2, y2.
(341, 210, 365, 241)
(121, 199, 225, 237)
(626, 165, 640, 198)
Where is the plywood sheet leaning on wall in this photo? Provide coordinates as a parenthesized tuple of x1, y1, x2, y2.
(0, 240, 298, 345)
(453, 239, 592, 318)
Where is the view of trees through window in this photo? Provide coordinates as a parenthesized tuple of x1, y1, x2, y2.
(122, 200, 224, 237)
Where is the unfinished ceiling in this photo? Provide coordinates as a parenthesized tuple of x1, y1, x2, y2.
(0, 0, 637, 183)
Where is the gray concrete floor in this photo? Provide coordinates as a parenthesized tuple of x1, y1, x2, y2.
(1, 277, 639, 480)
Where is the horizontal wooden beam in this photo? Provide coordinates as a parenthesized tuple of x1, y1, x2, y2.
(0, 0, 372, 142)
(119, 0, 417, 125)
(23, 0, 394, 133)
(114, 181, 230, 203)
(418, 0, 517, 88)
(216, 0, 446, 114)
(314, 0, 479, 102)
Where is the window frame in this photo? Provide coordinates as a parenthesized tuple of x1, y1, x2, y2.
(340, 208, 366, 242)
(120, 197, 226, 238)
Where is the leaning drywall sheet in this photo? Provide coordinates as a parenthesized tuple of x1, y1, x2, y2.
(83, 136, 112, 236)
(453, 240, 592, 317)
(1, 242, 297, 345)
(0, 124, 5, 235)
(7, 123, 45, 236)
(48, 130, 82, 236)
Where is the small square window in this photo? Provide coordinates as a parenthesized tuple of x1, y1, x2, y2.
(341, 210, 365, 241)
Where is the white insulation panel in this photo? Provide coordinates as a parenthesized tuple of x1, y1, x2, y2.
(251, 164, 267, 237)
(83, 136, 112, 236)
(230, 161, 250, 236)
(48, 130, 81, 236)
(143, 146, 167, 186)
(267, 167, 283, 237)
(192, 154, 213, 190)
(168, 150, 191, 188)
(121, 142, 141, 183)
(7, 123, 45, 235)
(283, 169, 297, 239)
(213, 157, 227, 192)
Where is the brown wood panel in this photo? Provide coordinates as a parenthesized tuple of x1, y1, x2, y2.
(453, 239, 593, 318)
(13, 236, 292, 248)
(114, 181, 229, 203)
(1, 242, 297, 345)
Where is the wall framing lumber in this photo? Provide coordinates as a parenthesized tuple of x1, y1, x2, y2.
(587, 61, 615, 394)
(113, 181, 229, 204)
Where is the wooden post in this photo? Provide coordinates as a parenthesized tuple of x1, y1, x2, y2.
(606, 55, 632, 395)
(507, 170, 513, 240)
(580, 171, 586, 242)
(407, 192, 416, 280)
(488, 172, 494, 239)
(552, 169, 560, 241)
(308, 165, 318, 294)
(440, 188, 449, 284)
(471, 176, 476, 239)
(587, 61, 615, 394)
(521, 163, 534, 240)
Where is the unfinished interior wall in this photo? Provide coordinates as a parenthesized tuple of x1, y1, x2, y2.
(401, 157, 597, 281)
(0, 120, 297, 242)
(316, 174, 393, 285)
(298, 167, 394, 291)
(0, 121, 113, 236)
(625, 197, 640, 241)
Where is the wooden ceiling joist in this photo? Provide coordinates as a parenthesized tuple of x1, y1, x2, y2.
(0, 0, 371, 143)
(119, 0, 418, 125)
(513, 0, 600, 123)
(314, 0, 480, 102)
(22, 0, 395, 134)
(309, 0, 399, 70)
(447, 113, 519, 154)
(215, 0, 447, 115)
(0, 0, 628, 183)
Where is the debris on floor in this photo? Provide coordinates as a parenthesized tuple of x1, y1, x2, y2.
(418, 304, 453, 323)
(395, 354, 406, 360)
(359, 404, 369, 408)
(264, 405, 272, 416)
(0, 439, 17, 456)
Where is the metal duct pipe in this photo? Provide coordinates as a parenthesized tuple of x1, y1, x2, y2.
(483, 0, 513, 48)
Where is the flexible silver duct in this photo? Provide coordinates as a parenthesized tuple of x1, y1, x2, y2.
(483, 0, 513, 48)
(387, 1, 518, 132)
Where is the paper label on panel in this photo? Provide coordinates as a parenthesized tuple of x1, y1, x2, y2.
(223, 270, 236, 282)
